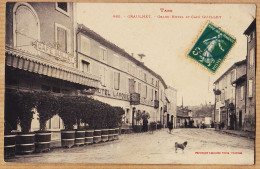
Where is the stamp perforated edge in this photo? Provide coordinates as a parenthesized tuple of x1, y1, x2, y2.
(185, 20, 237, 74)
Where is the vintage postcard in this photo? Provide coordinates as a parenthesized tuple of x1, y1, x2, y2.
(2, 2, 256, 166)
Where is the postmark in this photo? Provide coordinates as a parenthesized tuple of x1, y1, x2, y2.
(187, 22, 236, 73)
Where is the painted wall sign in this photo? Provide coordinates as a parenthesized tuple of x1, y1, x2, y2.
(95, 88, 130, 101)
(32, 41, 75, 64)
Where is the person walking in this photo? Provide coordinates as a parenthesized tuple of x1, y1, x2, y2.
(168, 120, 173, 134)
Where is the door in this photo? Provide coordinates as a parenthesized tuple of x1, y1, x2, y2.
(132, 107, 136, 127)
(239, 110, 242, 129)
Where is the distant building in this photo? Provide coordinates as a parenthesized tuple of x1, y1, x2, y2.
(176, 106, 191, 128)
(192, 104, 213, 128)
(165, 86, 177, 128)
(244, 19, 256, 131)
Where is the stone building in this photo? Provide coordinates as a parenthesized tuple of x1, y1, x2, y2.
(232, 60, 246, 130)
(5, 2, 100, 134)
(244, 19, 256, 131)
(4, 2, 177, 134)
(76, 24, 174, 127)
(214, 60, 246, 129)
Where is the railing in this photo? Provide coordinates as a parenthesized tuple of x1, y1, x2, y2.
(130, 93, 140, 105)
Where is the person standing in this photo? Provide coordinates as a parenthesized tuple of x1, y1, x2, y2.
(168, 120, 173, 134)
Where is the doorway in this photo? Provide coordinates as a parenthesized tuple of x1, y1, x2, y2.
(239, 110, 242, 129)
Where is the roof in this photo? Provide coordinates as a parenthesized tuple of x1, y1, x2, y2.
(214, 59, 246, 84)
(177, 107, 191, 118)
(244, 19, 256, 35)
(77, 24, 167, 89)
(232, 74, 246, 85)
(167, 85, 177, 91)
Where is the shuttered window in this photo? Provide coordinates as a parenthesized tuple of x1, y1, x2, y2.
(249, 48, 255, 68)
(114, 72, 120, 90)
(15, 4, 39, 54)
(248, 80, 253, 98)
(57, 27, 67, 52)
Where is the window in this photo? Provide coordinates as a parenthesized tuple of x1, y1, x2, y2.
(55, 23, 70, 53)
(138, 82, 141, 94)
(249, 48, 255, 67)
(155, 90, 158, 100)
(100, 47, 107, 62)
(80, 35, 90, 56)
(248, 31, 255, 42)
(221, 90, 225, 104)
(100, 67, 106, 87)
(230, 69, 236, 83)
(114, 72, 120, 90)
(144, 73, 147, 82)
(223, 76, 227, 88)
(113, 54, 119, 68)
(215, 82, 219, 90)
(144, 85, 147, 98)
(56, 2, 69, 16)
(151, 78, 154, 85)
(81, 60, 90, 73)
(139, 70, 142, 78)
(127, 62, 130, 73)
(252, 31, 255, 39)
(14, 3, 39, 54)
(151, 88, 153, 101)
(132, 65, 136, 76)
(240, 86, 244, 100)
(248, 79, 253, 98)
(224, 89, 228, 99)
(248, 33, 252, 42)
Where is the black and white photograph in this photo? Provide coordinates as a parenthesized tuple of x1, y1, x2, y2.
(3, 2, 256, 164)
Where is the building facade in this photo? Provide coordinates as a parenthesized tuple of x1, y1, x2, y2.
(5, 2, 176, 134)
(244, 19, 256, 132)
(165, 86, 177, 128)
(5, 2, 100, 134)
(214, 60, 246, 129)
(77, 24, 172, 127)
(232, 61, 246, 130)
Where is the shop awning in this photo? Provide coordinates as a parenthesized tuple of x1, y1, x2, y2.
(5, 46, 100, 88)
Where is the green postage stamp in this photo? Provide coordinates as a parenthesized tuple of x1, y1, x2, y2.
(188, 22, 236, 73)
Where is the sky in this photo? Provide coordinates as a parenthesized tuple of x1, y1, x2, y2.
(76, 3, 255, 106)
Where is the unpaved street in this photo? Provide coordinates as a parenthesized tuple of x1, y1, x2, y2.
(6, 128, 254, 164)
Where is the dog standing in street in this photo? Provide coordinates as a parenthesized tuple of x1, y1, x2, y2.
(175, 141, 188, 153)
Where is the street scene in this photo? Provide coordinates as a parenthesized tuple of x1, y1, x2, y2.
(3, 2, 256, 165)
(5, 129, 254, 164)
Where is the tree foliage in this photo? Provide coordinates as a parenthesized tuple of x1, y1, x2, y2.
(36, 92, 59, 131)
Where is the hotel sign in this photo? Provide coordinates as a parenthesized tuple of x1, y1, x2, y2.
(32, 41, 75, 64)
(95, 88, 130, 101)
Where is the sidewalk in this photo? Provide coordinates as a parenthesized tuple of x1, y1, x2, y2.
(206, 128, 255, 140)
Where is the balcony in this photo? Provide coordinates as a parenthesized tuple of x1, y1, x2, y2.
(154, 100, 159, 109)
(164, 105, 167, 112)
(130, 93, 140, 105)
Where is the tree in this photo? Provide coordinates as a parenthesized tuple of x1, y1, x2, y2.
(36, 92, 59, 131)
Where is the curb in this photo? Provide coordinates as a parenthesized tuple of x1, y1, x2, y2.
(216, 130, 255, 140)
